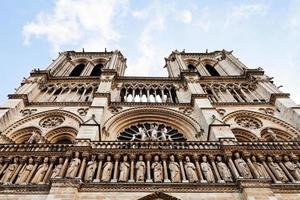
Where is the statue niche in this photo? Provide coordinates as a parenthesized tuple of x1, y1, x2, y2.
(117, 123, 186, 142)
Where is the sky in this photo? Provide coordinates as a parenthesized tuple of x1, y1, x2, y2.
(0, 0, 300, 104)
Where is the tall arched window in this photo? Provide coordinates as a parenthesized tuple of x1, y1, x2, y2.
(90, 64, 103, 76)
(187, 64, 197, 72)
(70, 64, 85, 77)
(205, 64, 220, 76)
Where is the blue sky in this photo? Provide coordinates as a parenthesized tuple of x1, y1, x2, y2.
(1, 0, 300, 104)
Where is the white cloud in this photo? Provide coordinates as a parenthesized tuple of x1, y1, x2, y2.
(225, 3, 268, 26)
(132, 10, 146, 19)
(23, 0, 128, 52)
(177, 10, 192, 24)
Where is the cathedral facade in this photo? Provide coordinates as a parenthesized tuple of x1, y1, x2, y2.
(0, 49, 300, 200)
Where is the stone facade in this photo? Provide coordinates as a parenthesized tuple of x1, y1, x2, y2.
(0, 49, 300, 199)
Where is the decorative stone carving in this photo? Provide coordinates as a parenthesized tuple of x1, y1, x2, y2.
(51, 158, 64, 179)
(136, 155, 146, 182)
(200, 155, 215, 183)
(283, 156, 300, 181)
(151, 155, 163, 183)
(16, 157, 34, 184)
(77, 108, 88, 116)
(119, 155, 130, 182)
(26, 131, 40, 144)
(39, 115, 65, 128)
(184, 156, 198, 183)
(235, 116, 262, 130)
(66, 152, 81, 178)
(169, 155, 181, 183)
(32, 157, 49, 184)
(101, 155, 113, 182)
(216, 156, 233, 182)
(84, 155, 97, 182)
(118, 123, 185, 142)
(267, 157, 289, 182)
(234, 152, 252, 178)
(0, 157, 18, 184)
(251, 156, 270, 179)
(20, 109, 37, 117)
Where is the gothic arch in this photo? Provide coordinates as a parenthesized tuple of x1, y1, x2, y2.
(9, 127, 42, 144)
(2, 110, 83, 138)
(223, 110, 300, 140)
(44, 127, 77, 143)
(102, 107, 202, 141)
(261, 128, 294, 141)
(232, 128, 258, 141)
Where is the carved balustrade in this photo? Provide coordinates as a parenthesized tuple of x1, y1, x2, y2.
(0, 141, 300, 192)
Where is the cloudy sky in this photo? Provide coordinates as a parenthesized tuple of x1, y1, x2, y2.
(0, 0, 300, 104)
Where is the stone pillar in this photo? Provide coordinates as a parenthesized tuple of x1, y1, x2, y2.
(193, 154, 206, 183)
(161, 154, 170, 183)
(145, 154, 152, 182)
(59, 154, 71, 178)
(77, 153, 88, 180)
(11, 157, 25, 184)
(258, 155, 278, 183)
(209, 155, 222, 183)
(276, 156, 295, 183)
(27, 157, 40, 184)
(245, 154, 260, 179)
(43, 157, 55, 183)
(111, 154, 120, 182)
(226, 154, 240, 179)
(94, 154, 105, 182)
(129, 154, 136, 183)
(178, 155, 188, 183)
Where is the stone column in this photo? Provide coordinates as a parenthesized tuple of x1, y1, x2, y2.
(275, 156, 295, 183)
(59, 154, 71, 178)
(0, 158, 9, 176)
(245, 154, 260, 179)
(111, 154, 120, 182)
(129, 154, 136, 183)
(77, 153, 88, 180)
(258, 155, 278, 183)
(26, 157, 40, 184)
(178, 155, 188, 183)
(94, 154, 105, 182)
(161, 154, 170, 183)
(11, 157, 26, 184)
(43, 157, 55, 183)
(193, 154, 206, 183)
(226, 154, 240, 179)
(209, 155, 223, 183)
(145, 154, 152, 182)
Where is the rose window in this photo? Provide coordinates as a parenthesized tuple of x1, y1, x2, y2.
(235, 116, 262, 130)
(39, 115, 65, 128)
(117, 122, 186, 141)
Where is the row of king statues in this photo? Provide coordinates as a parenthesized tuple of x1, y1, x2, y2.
(0, 152, 300, 185)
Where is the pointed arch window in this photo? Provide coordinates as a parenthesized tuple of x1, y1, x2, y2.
(205, 64, 220, 76)
(90, 64, 103, 76)
(70, 64, 85, 77)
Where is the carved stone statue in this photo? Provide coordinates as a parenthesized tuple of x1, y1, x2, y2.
(216, 156, 233, 182)
(26, 131, 40, 144)
(31, 157, 49, 184)
(251, 156, 270, 179)
(234, 152, 252, 178)
(51, 158, 64, 179)
(135, 155, 146, 182)
(151, 155, 163, 182)
(169, 155, 181, 183)
(200, 155, 214, 183)
(66, 152, 81, 178)
(137, 127, 148, 141)
(101, 155, 113, 182)
(0, 157, 18, 184)
(150, 124, 159, 141)
(267, 128, 277, 141)
(184, 156, 198, 183)
(119, 155, 130, 182)
(84, 155, 97, 182)
(283, 156, 300, 181)
(16, 157, 34, 184)
(267, 157, 289, 182)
